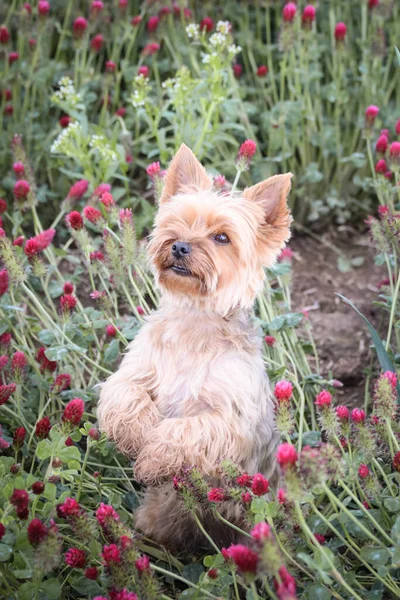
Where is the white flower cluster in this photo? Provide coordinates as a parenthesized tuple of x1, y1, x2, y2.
(50, 121, 81, 154)
(216, 20, 231, 35)
(51, 76, 81, 107)
(209, 32, 227, 48)
(89, 134, 117, 161)
(186, 23, 199, 40)
(130, 75, 151, 109)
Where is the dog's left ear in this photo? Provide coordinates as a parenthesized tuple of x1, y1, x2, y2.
(160, 143, 213, 203)
(243, 173, 293, 264)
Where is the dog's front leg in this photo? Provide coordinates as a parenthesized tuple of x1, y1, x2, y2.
(97, 347, 160, 458)
(134, 409, 253, 484)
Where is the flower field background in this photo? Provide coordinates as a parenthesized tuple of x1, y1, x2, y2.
(1, 1, 400, 599)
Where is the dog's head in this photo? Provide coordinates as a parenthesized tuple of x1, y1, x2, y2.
(148, 144, 292, 314)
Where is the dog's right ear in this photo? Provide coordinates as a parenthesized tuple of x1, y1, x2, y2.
(160, 144, 213, 203)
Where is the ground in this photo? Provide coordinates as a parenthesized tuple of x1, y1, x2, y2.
(291, 227, 384, 407)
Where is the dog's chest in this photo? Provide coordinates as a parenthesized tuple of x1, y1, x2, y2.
(147, 312, 267, 419)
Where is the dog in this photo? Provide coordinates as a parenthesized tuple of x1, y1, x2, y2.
(97, 144, 292, 551)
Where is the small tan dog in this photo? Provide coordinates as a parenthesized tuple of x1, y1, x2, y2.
(97, 144, 292, 550)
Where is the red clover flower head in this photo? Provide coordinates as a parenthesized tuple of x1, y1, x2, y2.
(334, 22, 347, 42)
(236, 473, 252, 487)
(274, 380, 293, 402)
(283, 2, 297, 22)
(256, 65, 268, 77)
(13, 426, 26, 449)
(277, 443, 298, 468)
(251, 522, 271, 542)
(335, 405, 349, 421)
(13, 180, 30, 199)
(365, 105, 380, 125)
(38, 1, 50, 15)
(302, 4, 316, 24)
(0, 269, 9, 296)
(351, 408, 366, 423)
(251, 473, 269, 496)
(376, 135, 388, 154)
(73, 17, 88, 38)
(68, 180, 89, 200)
(35, 416, 51, 439)
(358, 464, 370, 478)
(65, 548, 86, 568)
(13, 161, 25, 176)
(66, 211, 84, 231)
(135, 555, 150, 573)
(200, 17, 214, 32)
(83, 206, 103, 225)
(60, 294, 77, 312)
(147, 16, 159, 32)
(315, 390, 332, 408)
(90, 34, 104, 52)
(138, 65, 149, 77)
(208, 488, 225, 502)
(236, 139, 257, 170)
(223, 544, 258, 574)
(375, 159, 387, 174)
(27, 519, 47, 545)
(62, 398, 84, 425)
(102, 543, 121, 565)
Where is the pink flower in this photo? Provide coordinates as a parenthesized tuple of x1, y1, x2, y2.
(60, 294, 77, 312)
(207, 568, 218, 579)
(88, 427, 99, 440)
(66, 211, 84, 231)
(274, 566, 297, 599)
(119, 208, 133, 223)
(0, 26, 10, 44)
(277, 488, 287, 505)
(208, 488, 225, 502)
(393, 451, 400, 472)
(94, 183, 111, 197)
(100, 192, 115, 209)
(0, 523, 5, 539)
(365, 105, 380, 125)
(147, 161, 161, 179)
(0, 199, 6, 213)
(0, 356, 8, 369)
(83, 206, 103, 224)
(242, 491, 252, 504)
(335, 22, 347, 42)
(35, 416, 51, 439)
(85, 567, 99, 579)
(238, 139, 256, 161)
(264, 335, 276, 347)
(233, 64, 243, 78)
(14, 180, 30, 199)
(274, 380, 293, 402)
(256, 65, 268, 77)
(147, 16, 159, 32)
(9, 52, 19, 65)
(369, 0, 379, 8)
(376, 135, 388, 154)
(62, 398, 84, 425)
(236, 473, 253, 487)
(13, 161, 25, 176)
(91, 0, 104, 14)
(31, 481, 45, 495)
(138, 65, 149, 77)
(0, 269, 9, 296)
(73, 17, 88, 38)
(283, 2, 297, 23)
(90, 251, 105, 262)
(390, 141, 400, 161)
(396, 119, 400, 136)
(63, 281, 74, 294)
(0, 383, 16, 405)
(106, 324, 117, 337)
(58, 497, 81, 518)
(135, 555, 150, 573)
(52, 373, 72, 393)
(375, 159, 387, 174)
(115, 107, 126, 117)
(96, 503, 120, 528)
(90, 34, 104, 52)
(33, 228, 55, 251)
(351, 408, 366, 423)
(251, 473, 269, 496)
(131, 15, 142, 26)
(302, 4, 316, 23)
(251, 522, 271, 542)
(68, 179, 89, 200)
(336, 405, 349, 421)
(106, 60, 116, 73)
(277, 443, 298, 468)
(102, 543, 121, 565)
(60, 115, 72, 128)
(200, 17, 214, 32)
(12, 351, 27, 371)
(13, 235, 24, 247)
(383, 370, 398, 389)
(358, 464, 370, 478)
(223, 544, 258, 574)
(142, 42, 160, 56)
(65, 548, 86, 568)
(27, 519, 47, 545)
(38, 1, 50, 16)
(36, 347, 57, 373)
(13, 426, 26, 449)
(315, 390, 332, 408)
(137, 305, 145, 316)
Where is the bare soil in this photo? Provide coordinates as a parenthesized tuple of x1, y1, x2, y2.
(290, 227, 385, 407)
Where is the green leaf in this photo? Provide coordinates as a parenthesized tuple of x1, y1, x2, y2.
(303, 584, 332, 600)
(396, 46, 400, 66)
(0, 544, 12, 562)
(44, 346, 69, 361)
(58, 445, 81, 462)
(336, 294, 400, 398)
(36, 439, 52, 460)
(251, 498, 267, 514)
(39, 578, 62, 599)
(182, 563, 204, 584)
(104, 338, 120, 363)
(267, 315, 286, 331)
(13, 569, 33, 579)
(43, 483, 57, 502)
(360, 546, 390, 566)
(383, 497, 400, 513)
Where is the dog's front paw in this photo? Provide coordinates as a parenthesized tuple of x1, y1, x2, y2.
(134, 441, 181, 485)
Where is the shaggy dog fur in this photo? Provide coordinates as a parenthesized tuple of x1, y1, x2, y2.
(97, 144, 292, 551)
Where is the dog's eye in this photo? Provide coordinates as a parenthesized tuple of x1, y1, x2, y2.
(213, 233, 230, 245)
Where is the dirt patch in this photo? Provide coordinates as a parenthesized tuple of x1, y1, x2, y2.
(290, 227, 385, 407)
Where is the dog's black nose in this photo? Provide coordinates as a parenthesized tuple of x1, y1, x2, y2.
(171, 241, 191, 259)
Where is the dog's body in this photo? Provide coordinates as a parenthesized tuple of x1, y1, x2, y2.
(97, 145, 292, 550)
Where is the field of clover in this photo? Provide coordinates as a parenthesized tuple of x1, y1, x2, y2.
(1, 1, 400, 599)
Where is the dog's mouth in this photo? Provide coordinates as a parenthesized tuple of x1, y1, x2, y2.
(168, 264, 193, 277)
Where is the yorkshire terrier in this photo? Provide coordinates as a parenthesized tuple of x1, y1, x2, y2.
(97, 144, 292, 551)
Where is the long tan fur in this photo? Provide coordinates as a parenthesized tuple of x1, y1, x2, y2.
(97, 144, 293, 550)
